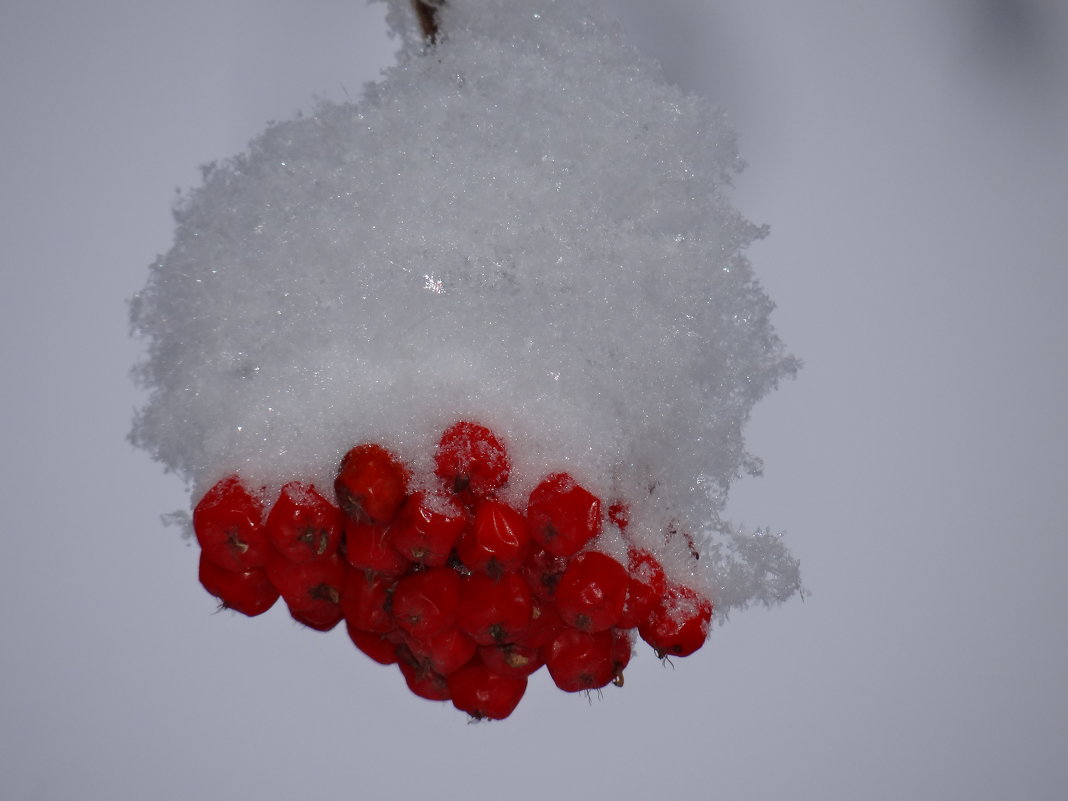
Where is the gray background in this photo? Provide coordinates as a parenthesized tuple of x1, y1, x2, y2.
(2, 1, 1066, 798)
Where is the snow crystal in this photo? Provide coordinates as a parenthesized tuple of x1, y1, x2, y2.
(129, 0, 800, 616)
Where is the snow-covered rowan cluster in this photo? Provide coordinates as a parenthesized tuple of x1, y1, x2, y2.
(196, 421, 710, 719)
(132, 0, 800, 715)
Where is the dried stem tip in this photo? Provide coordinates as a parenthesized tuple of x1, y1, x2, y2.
(411, 0, 444, 43)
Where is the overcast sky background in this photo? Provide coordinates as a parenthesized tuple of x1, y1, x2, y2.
(2, 1, 1067, 799)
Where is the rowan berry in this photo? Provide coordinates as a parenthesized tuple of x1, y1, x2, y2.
(435, 421, 510, 502)
(527, 473, 602, 557)
(334, 444, 409, 525)
(194, 475, 271, 571)
(638, 583, 713, 658)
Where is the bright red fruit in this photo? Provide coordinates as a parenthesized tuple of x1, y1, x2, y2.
(344, 520, 410, 577)
(638, 583, 713, 658)
(554, 551, 629, 632)
(266, 554, 346, 631)
(287, 605, 343, 632)
(607, 501, 630, 531)
(520, 548, 570, 603)
(194, 475, 271, 571)
(545, 628, 616, 693)
(457, 500, 530, 577)
(456, 572, 533, 646)
(346, 623, 400, 665)
(617, 548, 668, 629)
(479, 643, 545, 679)
(197, 552, 278, 617)
(265, 482, 343, 562)
(340, 569, 396, 634)
(516, 597, 565, 649)
(390, 567, 461, 640)
(434, 421, 510, 502)
(447, 662, 527, 721)
(192, 431, 715, 717)
(334, 444, 409, 526)
(406, 627, 478, 676)
(526, 473, 602, 558)
(391, 491, 468, 567)
(396, 647, 451, 701)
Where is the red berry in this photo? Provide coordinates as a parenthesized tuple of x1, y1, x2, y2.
(346, 623, 400, 665)
(391, 491, 468, 567)
(545, 628, 616, 693)
(193, 475, 271, 571)
(340, 569, 396, 634)
(555, 551, 629, 633)
(515, 597, 565, 649)
(479, 643, 545, 679)
(266, 554, 345, 632)
(334, 444, 409, 526)
(456, 500, 530, 577)
(527, 473, 602, 558)
(638, 583, 713, 658)
(287, 604, 344, 632)
(618, 548, 668, 629)
(520, 548, 570, 603)
(343, 520, 411, 577)
(607, 501, 630, 531)
(265, 482, 343, 562)
(406, 627, 478, 676)
(396, 647, 451, 701)
(456, 572, 533, 646)
(447, 662, 527, 721)
(197, 552, 278, 617)
(390, 567, 461, 641)
(434, 421, 510, 502)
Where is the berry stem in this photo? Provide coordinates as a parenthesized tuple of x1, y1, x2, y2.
(411, 0, 444, 43)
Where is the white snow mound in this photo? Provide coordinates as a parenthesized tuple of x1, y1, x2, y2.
(130, 0, 800, 614)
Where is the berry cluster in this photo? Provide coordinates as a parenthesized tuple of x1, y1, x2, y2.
(194, 421, 713, 720)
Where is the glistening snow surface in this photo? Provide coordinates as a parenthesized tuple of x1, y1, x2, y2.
(129, 0, 800, 615)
